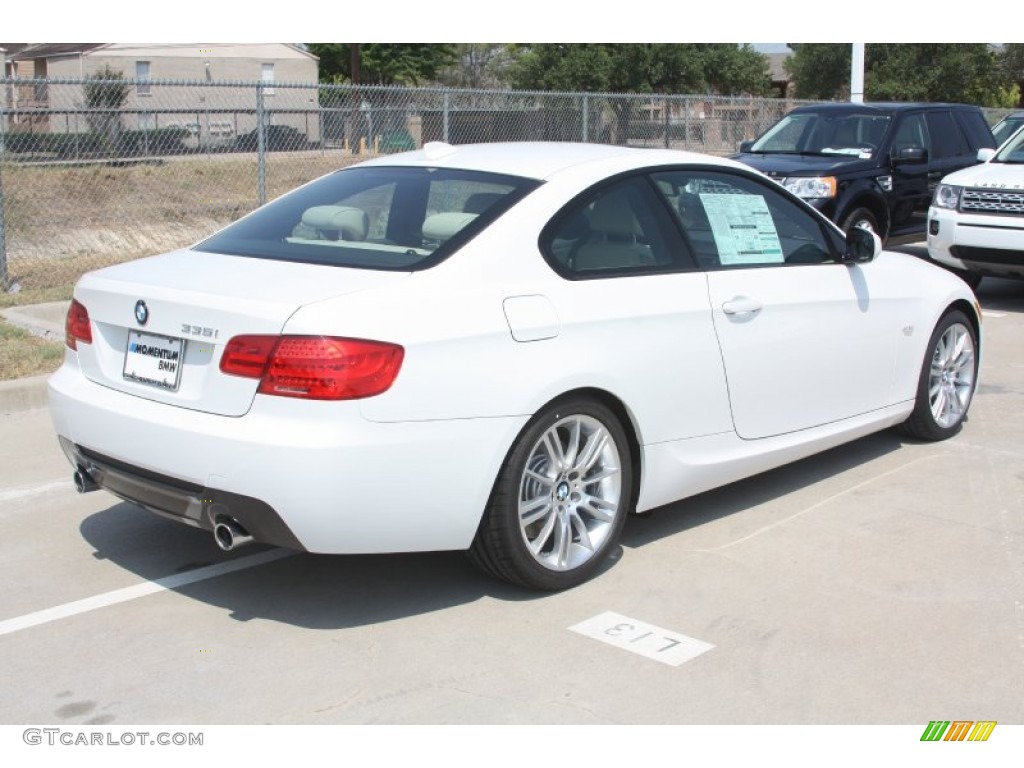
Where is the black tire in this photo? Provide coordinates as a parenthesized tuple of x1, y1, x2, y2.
(841, 207, 882, 240)
(469, 397, 633, 590)
(899, 310, 978, 441)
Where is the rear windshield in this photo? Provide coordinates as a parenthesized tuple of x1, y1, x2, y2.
(750, 112, 891, 158)
(196, 166, 541, 270)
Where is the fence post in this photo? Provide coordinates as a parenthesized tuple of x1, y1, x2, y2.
(664, 95, 671, 149)
(0, 48, 5, 155)
(684, 97, 691, 151)
(442, 91, 450, 143)
(0, 53, 8, 290)
(0, 152, 7, 292)
(256, 81, 267, 206)
(582, 93, 589, 143)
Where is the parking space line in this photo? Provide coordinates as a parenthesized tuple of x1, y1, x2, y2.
(0, 479, 72, 503)
(0, 548, 293, 637)
(699, 453, 944, 552)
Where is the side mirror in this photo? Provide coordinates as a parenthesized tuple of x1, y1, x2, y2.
(893, 146, 928, 164)
(977, 147, 996, 162)
(739, 140, 754, 153)
(844, 226, 880, 264)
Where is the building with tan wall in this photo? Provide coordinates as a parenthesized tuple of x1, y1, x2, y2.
(1, 43, 320, 145)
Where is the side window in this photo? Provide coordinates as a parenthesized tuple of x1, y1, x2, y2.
(543, 176, 683, 276)
(651, 171, 836, 268)
(892, 114, 930, 155)
(954, 110, 996, 150)
(926, 111, 969, 159)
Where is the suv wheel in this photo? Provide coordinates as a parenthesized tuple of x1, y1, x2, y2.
(841, 207, 882, 240)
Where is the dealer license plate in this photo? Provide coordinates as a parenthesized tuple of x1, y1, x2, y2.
(123, 330, 185, 391)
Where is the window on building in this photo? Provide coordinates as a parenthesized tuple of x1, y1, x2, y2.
(261, 63, 274, 95)
(136, 61, 151, 96)
(33, 60, 48, 102)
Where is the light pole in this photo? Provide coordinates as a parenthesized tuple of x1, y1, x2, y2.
(851, 44, 865, 103)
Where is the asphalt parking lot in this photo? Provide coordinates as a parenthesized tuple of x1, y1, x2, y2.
(1, 277, 1022, 726)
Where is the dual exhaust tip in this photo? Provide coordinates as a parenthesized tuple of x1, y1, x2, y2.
(73, 467, 254, 552)
(213, 516, 254, 551)
(73, 466, 98, 494)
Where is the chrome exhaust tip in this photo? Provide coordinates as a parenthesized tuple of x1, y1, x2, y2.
(73, 467, 98, 493)
(213, 517, 254, 551)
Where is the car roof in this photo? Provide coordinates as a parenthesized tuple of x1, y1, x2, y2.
(354, 141, 747, 182)
(788, 102, 982, 115)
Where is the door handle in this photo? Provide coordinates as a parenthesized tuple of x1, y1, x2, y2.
(722, 296, 762, 316)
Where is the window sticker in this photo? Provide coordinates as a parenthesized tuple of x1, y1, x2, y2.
(822, 147, 872, 158)
(700, 193, 784, 265)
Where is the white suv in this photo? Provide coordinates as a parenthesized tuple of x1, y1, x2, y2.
(928, 126, 1024, 288)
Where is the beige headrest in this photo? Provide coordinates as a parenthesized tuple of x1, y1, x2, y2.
(301, 206, 368, 240)
(422, 212, 477, 242)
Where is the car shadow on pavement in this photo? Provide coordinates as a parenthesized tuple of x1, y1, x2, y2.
(78, 504, 539, 631)
(620, 430, 905, 550)
(975, 277, 1024, 312)
(77, 429, 907, 630)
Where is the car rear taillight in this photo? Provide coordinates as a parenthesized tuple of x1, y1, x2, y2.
(220, 335, 404, 400)
(65, 299, 93, 350)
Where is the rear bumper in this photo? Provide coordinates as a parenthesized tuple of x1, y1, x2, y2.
(48, 360, 528, 554)
(61, 439, 305, 550)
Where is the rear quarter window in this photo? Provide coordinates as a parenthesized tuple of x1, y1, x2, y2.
(954, 110, 997, 150)
(927, 111, 970, 159)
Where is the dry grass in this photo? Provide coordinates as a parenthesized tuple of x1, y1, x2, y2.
(1, 151, 367, 303)
(0, 317, 64, 380)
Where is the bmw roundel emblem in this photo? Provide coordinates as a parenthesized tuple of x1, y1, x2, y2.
(134, 300, 149, 326)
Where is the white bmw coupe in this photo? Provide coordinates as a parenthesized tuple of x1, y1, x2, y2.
(49, 141, 980, 590)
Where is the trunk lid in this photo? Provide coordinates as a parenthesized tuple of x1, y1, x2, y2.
(73, 249, 409, 416)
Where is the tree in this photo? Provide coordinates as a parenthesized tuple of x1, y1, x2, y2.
(305, 43, 457, 85)
(784, 44, 851, 100)
(786, 44, 1013, 106)
(511, 43, 769, 95)
(83, 65, 129, 153)
(870, 45, 1004, 105)
(998, 44, 1024, 106)
(510, 44, 770, 143)
(1000, 43, 1024, 83)
(435, 44, 518, 89)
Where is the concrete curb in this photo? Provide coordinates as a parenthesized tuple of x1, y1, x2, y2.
(1, 302, 66, 414)
(1, 301, 69, 342)
(0, 374, 51, 415)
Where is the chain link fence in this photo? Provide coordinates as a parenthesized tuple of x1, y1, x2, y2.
(0, 77, 1010, 300)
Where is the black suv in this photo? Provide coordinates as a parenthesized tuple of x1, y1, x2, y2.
(732, 103, 996, 241)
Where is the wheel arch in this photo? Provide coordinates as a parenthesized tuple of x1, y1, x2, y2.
(838, 190, 889, 238)
(915, 298, 981, 380)
(945, 298, 982, 349)
(537, 387, 645, 515)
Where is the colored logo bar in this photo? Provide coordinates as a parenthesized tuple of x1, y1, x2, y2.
(921, 721, 997, 741)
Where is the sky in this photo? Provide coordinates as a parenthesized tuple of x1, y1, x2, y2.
(3, 1, 989, 45)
